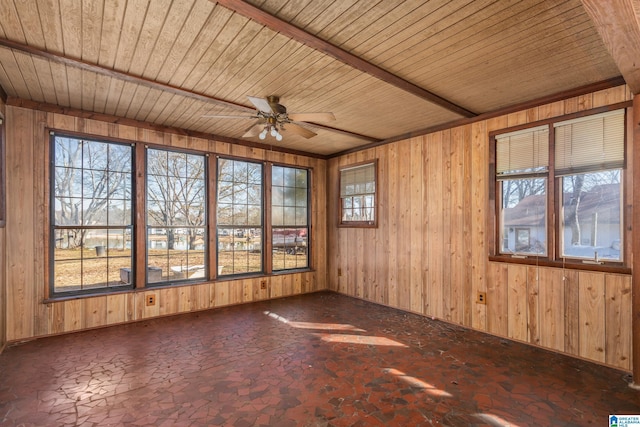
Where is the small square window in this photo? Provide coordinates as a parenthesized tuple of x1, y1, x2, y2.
(339, 161, 377, 227)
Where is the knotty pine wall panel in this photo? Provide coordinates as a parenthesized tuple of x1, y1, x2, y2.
(4, 105, 327, 342)
(0, 97, 5, 353)
(328, 85, 633, 370)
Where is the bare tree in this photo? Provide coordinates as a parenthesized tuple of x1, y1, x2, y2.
(563, 170, 620, 246)
(147, 150, 205, 250)
(217, 158, 262, 227)
(563, 174, 584, 245)
(54, 138, 131, 248)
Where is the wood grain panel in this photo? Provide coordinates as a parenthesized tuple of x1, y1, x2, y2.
(387, 143, 399, 308)
(605, 274, 632, 370)
(538, 268, 565, 351)
(527, 266, 540, 346)
(507, 264, 528, 341)
(448, 128, 463, 324)
(470, 120, 487, 331)
(426, 134, 443, 317)
(487, 262, 508, 337)
(374, 145, 388, 305)
(396, 141, 411, 312)
(0, 225, 5, 351)
(441, 130, 452, 322)
(106, 294, 128, 325)
(6, 106, 35, 341)
(0, 85, 4, 292)
(563, 269, 581, 357)
(579, 271, 606, 363)
(410, 138, 423, 314)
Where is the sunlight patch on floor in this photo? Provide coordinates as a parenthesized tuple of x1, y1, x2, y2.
(475, 413, 521, 426)
(316, 333, 407, 347)
(263, 310, 366, 332)
(384, 368, 453, 397)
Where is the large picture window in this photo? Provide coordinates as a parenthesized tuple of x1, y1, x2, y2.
(272, 166, 309, 271)
(51, 135, 133, 295)
(49, 135, 312, 297)
(217, 158, 263, 275)
(146, 148, 207, 283)
(492, 108, 625, 266)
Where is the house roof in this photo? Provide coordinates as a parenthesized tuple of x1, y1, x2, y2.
(0, 0, 638, 157)
(504, 182, 621, 227)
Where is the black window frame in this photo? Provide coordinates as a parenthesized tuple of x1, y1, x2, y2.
(49, 132, 135, 297)
(145, 146, 209, 286)
(271, 165, 311, 272)
(215, 156, 265, 277)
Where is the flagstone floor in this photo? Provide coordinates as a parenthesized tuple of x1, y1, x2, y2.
(1, 291, 639, 426)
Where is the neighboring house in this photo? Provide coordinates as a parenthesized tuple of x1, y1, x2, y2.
(503, 183, 620, 258)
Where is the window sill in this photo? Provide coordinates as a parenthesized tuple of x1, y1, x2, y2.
(488, 255, 630, 274)
(338, 221, 377, 228)
(44, 269, 316, 303)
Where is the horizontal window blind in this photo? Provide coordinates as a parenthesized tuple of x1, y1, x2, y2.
(496, 125, 549, 178)
(554, 109, 625, 176)
(340, 162, 375, 197)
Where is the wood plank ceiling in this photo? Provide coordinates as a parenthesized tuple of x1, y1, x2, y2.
(0, 0, 624, 156)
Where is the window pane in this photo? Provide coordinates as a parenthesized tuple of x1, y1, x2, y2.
(217, 159, 264, 275)
(340, 162, 376, 224)
(500, 178, 547, 255)
(272, 186, 284, 207)
(217, 227, 262, 275)
(272, 206, 284, 226)
(561, 171, 621, 261)
(52, 135, 133, 295)
(109, 144, 132, 172)
(271, 166, 309, 270)
(272, 228, 308, 270)
(272, 166, 284, 186)
(147, 148, 207, 284)
(54, 167, 82, 198)
(83, 140, 109, 170)
(55, 137, 83, 168)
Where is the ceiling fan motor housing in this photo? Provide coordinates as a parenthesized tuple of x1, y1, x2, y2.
(267, 95, 287, 115)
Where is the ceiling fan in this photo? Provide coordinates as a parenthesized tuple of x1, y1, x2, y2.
(203, 95, 335, 141)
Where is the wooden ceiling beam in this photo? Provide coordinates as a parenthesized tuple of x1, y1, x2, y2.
(7, 97, 330, 159)
(580, 0, 640, 94)
(213, 0, 477, 118)
(0, 37, 254, 113)
(0, 37, 377, 143)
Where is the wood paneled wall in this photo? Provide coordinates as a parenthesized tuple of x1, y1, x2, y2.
(328, 85, 634, 371)
(0, 96, 5, 352)
(4, 105, 328, 342)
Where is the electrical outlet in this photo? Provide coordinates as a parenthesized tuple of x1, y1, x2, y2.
(260, 280, 267, 290)
(477, 291, 486, 305)
(338, 268, 342, 277)
(146, 294, 156, 306)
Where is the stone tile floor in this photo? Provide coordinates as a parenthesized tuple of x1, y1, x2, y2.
(1, 291, 639, 426)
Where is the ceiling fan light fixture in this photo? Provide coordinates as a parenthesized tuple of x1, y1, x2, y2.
(259, 128, 268, 140)
(275, 132, 283, 142)
(270, 126, 278, 137)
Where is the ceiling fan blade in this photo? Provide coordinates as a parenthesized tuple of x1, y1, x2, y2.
(288, 112, 336, 122)
(284, 123, 317, 139)
(243, 122, 264, 138)
(201, 114, 255, 119)
(247, 96, 274, 114)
